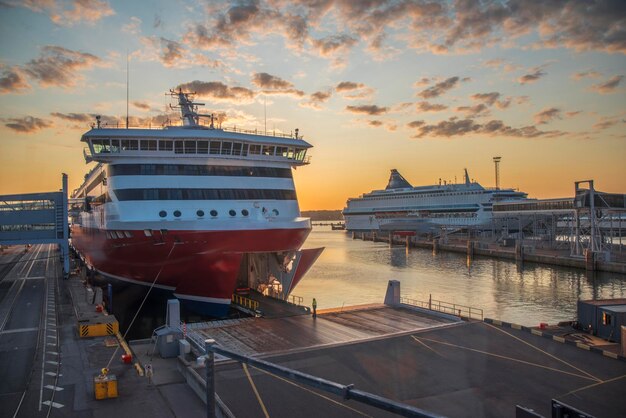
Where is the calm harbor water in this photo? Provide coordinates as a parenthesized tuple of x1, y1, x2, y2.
(297, 226, 626, 326)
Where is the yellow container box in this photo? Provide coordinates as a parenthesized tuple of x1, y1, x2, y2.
(94, 374, 118, 400)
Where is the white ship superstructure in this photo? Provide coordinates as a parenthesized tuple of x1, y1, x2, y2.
(342, 169, 528, 233)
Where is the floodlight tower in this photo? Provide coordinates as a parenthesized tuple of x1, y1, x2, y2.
(493, 156, 501, 190)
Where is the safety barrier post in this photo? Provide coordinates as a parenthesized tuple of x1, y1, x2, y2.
(205, 339, 216, 418)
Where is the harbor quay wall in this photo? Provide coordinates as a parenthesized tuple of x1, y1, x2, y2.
(353, 231, 626, 274)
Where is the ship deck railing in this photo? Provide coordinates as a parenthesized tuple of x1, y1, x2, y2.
(400, 296, 484, 320)
(91, 120, 303, 140)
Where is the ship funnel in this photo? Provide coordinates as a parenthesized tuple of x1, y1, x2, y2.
(386, 169, 412, 190)
(464, 168, 470, 186)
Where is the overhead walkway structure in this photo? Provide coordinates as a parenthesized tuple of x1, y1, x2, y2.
(0, 174, 69, 276)
(492, 180, 626, 259)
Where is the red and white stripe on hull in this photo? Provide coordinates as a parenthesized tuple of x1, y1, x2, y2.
(71, 225, 311, 305)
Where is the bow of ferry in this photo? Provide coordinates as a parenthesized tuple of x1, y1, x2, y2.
(70, 90, 322, 316)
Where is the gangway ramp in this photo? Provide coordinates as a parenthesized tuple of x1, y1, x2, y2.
(0, 174, 69, 276)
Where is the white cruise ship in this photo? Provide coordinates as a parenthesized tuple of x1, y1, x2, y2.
(342, 169, 528, 233)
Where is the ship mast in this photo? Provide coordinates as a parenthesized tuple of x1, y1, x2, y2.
(169, 89, 215, 128)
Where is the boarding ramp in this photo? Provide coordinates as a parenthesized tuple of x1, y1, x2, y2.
(0, 174, 69, 276)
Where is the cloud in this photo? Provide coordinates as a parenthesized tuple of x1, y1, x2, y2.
(7, 0, 114, 25)
(50, 112, 93, 122)
(50, 0, 115, 26)
(24, 45, 102, 88)
(0, 65, 31, 94)
(310, 34, 358, 68)
(593, 116, 624, 130)
(345, 105, 388, 115)
(176, 80, 255, 104)
(590, 75, 624, 94)
(565, 110, 582, 118)
(482, 59, 519, 73)
(252, 72, 292, 90)
(364, 119, 396, 131)
(416, 101, 448, 112)
(534, 107, 562, 125)
(571, 70, 602, 80)
(335, 81, 374, 100)
(122, 16, 142, 34)
(132, 101, 151, 111)
(413, 78, 431, 88)
(418, 77, 460, 99)
(471, 92, 500, 106)
(407, 120, 425, 129)
(409, 117, 565, 139)
(4, 116, 53, 133)
(456, 103, 489, 117)
(251, 72, 304, 97)
(470, 92, 514, 109)
(302, 90, 332, 109)
(336, 81, 363, 92)
(518, 68, 546, 84)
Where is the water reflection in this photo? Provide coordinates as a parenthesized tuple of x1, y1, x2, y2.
(299, 228, 626, 326)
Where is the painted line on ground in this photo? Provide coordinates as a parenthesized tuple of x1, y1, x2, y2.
(483, 318, 625, 362)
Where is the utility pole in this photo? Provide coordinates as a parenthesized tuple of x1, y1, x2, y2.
(493, 156, 501, 190)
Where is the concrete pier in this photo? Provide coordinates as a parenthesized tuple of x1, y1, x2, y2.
(356, 231, 626, 274)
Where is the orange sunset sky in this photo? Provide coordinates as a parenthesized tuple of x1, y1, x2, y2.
(0, 0, 624, 210)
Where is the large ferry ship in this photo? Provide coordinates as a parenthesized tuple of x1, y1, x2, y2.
(70, 90, 322, 316)
(342, 169, 528, 233)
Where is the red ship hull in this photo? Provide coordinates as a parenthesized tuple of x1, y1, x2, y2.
(71, 226, 311, 316)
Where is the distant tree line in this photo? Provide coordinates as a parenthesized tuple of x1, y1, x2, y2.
(301, 210, 343, 221)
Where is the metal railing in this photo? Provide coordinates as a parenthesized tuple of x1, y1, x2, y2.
(231, 294, 259, 311)
(288, 294, 303, 306)
(400, 296, 483, 320)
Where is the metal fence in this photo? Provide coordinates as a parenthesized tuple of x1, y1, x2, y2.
(400, 296, 483, 320)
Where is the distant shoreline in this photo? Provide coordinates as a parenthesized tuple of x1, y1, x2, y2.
(301, 210, 342, 221)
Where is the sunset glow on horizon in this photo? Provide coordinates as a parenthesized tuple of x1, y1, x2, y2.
(0, 0, 624, 210)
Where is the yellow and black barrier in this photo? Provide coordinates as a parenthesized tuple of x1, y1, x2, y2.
(78, 313, 119, 338)
(232, 293, 260, 311)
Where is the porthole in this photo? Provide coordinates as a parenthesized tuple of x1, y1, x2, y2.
(210, 210, 218, 217)
(229, 209, 236, 217)
(272, 209, 279, 216)
(173, 210, 181, 217)
(197, 210, 205, 217)
(241, 209, 249, 217)
(159, 210, 167, 218)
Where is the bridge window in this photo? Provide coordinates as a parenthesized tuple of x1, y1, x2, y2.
(140, 140, 157, 151)
(232, 142, 242, 156)
(121, 140, 138, 151)
(198, 141, 209, 154)
(184, 140, 196, 154)
(210, 141, 221, 154)
(221, 142, 232, 155)
(249, 144, 261, 155)
(262, 145, 274, 156)
(159, 140, 173, 151)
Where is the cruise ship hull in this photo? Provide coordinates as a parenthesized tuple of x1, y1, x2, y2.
(71, 225, 312, 316)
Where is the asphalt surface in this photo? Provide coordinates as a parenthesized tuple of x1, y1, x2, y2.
(0, 245, 52, 418)
(214, 320, 626, 417)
